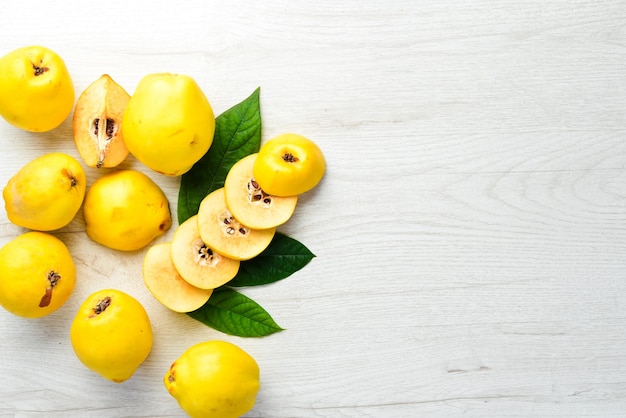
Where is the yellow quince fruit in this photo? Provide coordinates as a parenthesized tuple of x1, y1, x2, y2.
(3, 152, 86, 231)
(122, 73, 215, 176)
(0, 45, 74, 132)
(82, 169, 172, 251)
(253, 133, 326, 196)
(70, 288, 153, 383)
(0, 231, 76, 318)
(165, 340, 260, 418)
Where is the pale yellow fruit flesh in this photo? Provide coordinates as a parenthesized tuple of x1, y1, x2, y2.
(224, 153, 297, 229)
(143, 242, 213, 313)
(171, 215, 240, 290)
(197, 188, 275, 261)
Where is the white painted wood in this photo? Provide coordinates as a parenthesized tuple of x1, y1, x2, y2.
(0, 0, 625, 416)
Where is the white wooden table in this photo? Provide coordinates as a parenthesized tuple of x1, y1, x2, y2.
(0, 1, 625, 416)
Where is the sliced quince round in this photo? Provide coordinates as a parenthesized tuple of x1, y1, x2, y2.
(224, 153, 297, 229)
(143, 242, 213, 313)
(197, 188, 275, 261)
(171, 215, 240, 289)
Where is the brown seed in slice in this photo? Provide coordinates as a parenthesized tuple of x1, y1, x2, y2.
(171, 214, 240, 289)
(72, 74, 130, 168)
(197, 188, 275, 261)
(224, 153, 298, 229)
(143, 242, 213, 313)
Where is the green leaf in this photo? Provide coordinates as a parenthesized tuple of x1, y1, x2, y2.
(178, 87, 262, 224)
(187, 287, 283, 337)
(229, 232, 316, 287)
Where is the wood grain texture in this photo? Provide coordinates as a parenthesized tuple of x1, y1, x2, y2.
(0, 0, 625, 416)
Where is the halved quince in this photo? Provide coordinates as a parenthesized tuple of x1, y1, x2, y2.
(197, 188, 275, 261)
(224, 153, 297, 229)
(171, 215, 240, 289)
(72, 74, 130, 168)
(143, 242, 213, 313)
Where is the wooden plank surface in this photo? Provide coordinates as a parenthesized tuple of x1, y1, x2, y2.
(0, 1, 625, 416)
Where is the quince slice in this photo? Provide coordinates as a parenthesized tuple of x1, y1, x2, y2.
(224, 153, 297, 229)
(143, 242, 213, 313)
(197, 188, 275, 261)
(171, 215, 240, 289)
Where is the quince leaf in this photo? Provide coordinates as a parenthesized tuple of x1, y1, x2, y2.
(178, 87, 261, 224)
(187, 287, 283, 337)
(228, 232, 316, 287)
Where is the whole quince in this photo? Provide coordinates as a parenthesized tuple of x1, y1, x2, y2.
(3, 152, 86, 231)
(0, 231, 76, 318)
(82, 169, 171, 251)
(122, 73, 215, 176)
(70, 288, 153, 383)
(0, 45, 74, 132)
(165, 340, 260, 418)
